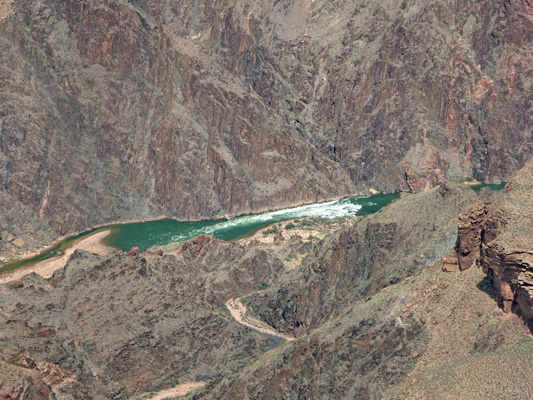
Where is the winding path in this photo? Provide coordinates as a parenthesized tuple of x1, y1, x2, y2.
(226, 297, 295, 341)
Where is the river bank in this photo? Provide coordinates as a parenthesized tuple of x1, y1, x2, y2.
(0, 192, 400, 276)
(0, 231, 112, 284)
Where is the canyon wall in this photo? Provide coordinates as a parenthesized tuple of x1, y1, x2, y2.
(1, 0, 532, 255)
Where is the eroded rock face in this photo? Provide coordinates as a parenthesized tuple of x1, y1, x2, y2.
(454, 201, 504, 271)
(482, 246, 533, 330)
(450, 159, 533, 331)
(1, 0, 532, 256)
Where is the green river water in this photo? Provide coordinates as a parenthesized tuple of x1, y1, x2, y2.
(468, 182, 507, 191)
(0, 193, 399, 274)
(0, 182, 506, 275)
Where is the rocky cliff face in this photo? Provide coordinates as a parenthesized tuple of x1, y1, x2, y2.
(447, 159, 533, 331)
(1, 0, 532, 256)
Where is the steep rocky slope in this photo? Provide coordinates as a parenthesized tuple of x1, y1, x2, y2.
(248, 184, 477, 337)
(1, 0, 532, 256)
(0, 241, 286, 399)
(189, 182, 532, 399)
(192, 261, 531, 400)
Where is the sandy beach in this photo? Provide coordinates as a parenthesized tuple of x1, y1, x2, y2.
(0, 230, 113, 284)
(142, 381, 207, 400)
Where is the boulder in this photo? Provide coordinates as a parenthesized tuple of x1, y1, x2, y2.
(126, 247, 140, 257)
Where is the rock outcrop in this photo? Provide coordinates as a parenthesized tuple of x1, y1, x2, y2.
(449, 159, 533, 331)
(1, 0, 532, 256)
(452, 201, 505, 271)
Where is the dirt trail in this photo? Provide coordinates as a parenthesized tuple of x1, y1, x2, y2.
(0, 230, 113, 284)
(226, 297, 295, 341)
(141, 381, 206, 400)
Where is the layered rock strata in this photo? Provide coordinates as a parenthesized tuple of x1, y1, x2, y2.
(448, 159, 533, 331)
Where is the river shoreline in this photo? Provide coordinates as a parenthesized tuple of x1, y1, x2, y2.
(1, 194, 366, 261)
(0, 191, 398, 276)
(0, 230, 113, 284)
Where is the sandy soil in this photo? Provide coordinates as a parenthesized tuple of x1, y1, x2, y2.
(0, 0, 13, 21)
(0, 230, 113, 284)
(142, 381, 207, 400)
(241, 226, 328, 245)
(463, 179, 483, 186)
(226, 297, 294, 341)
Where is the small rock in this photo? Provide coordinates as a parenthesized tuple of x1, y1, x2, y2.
(442, 249, 460, 272)
(412, 350, 419, 359)
(126, 247, 139, 257)
(12, 238, 25, 248)
(273, 231, 284, 245)
(36, 327, 56, 337)
(419, 316, 426, 324)
(7, 280, 24, 289)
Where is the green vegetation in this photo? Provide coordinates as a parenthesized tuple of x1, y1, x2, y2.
(285, 222, 296, 230)
(242, 293, 258, 305)
(300, 219, 315, 226)
(217, 301, 228, 313)
(262, 226, 278, 235)
(285, 251, 297, 261)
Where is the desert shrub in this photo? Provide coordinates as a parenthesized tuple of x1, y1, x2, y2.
(262, 226, 278, 235)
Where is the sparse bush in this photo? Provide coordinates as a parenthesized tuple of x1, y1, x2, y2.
(285, 251, 297, 261)
(262, 226, 278, 235)
(242, 293, 257, 304)
(285, 222, 296, 230)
